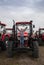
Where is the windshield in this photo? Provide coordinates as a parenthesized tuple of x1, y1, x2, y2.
(40, 30, 44, 34)
(6, 30, 12, 34)
(0, 25, 5, 34)
(17, 24, 30, 33)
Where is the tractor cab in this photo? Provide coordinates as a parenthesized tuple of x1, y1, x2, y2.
(39, 28, 44, 40)
(38, 28, 44, 45)
(16, 21, 33, 47)
(4, 28, 13, 48)
(16, 22, 30, 46)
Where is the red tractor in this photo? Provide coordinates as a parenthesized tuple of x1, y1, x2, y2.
(6, 21, 39, 58)
(38, 28, 44, 45)
(4, 28, 13, 48)
(0, 21, 6, 51)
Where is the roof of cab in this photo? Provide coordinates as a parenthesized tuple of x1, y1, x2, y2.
(39, 28, 44, 30)
(16, 21, 32, 25)
(0, 21, 6, 26)
(6, 28, 13, 30)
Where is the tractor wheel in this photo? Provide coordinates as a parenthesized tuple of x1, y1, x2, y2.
(0, 47, 1, 52)
(32, 41, 39, 58)
(1, 42, 6, 51)
(6, 41, 13, 57)
(38, 38, 43, 46)
(0, 41, 6, 51)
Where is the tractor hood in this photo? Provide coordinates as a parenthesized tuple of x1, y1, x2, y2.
(17, 32, 28, 37)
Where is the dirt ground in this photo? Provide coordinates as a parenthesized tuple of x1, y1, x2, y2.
(0, 46, 44, 65)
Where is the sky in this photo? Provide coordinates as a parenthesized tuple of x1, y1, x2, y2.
(0, 0, 44, 32)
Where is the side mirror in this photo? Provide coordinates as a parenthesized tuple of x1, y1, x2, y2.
(33, 25, 35, 28)
(1, 25, 3, 28)
(30, 20, 33, 23)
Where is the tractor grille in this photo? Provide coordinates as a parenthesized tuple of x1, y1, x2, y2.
(17, 36, 28, 40)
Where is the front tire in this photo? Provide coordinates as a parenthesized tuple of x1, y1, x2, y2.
(38, 38, 44, 46)
(6, 41, 13, 57)
(32, 41, 39, 58)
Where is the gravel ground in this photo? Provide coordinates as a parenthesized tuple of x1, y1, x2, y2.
(0, 46, 44, 65)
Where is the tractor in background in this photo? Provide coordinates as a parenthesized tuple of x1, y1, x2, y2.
(0, 21, 6, 51)
(0, 22, 13, 50)
(38, 28, 44, 45)
(4, 28, 13, 48)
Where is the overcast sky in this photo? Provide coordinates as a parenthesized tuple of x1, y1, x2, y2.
(0, 0, 44, 32)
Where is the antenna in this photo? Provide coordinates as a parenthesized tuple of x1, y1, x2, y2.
(13, 20, 15, 25)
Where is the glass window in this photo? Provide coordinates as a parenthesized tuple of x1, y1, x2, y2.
(40, 30, 44, 34)
(17, 24, 30, 33)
